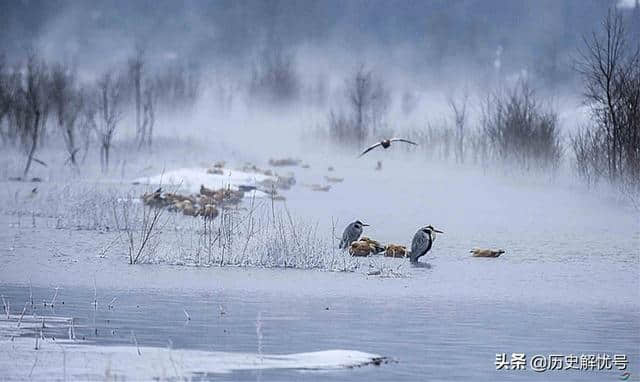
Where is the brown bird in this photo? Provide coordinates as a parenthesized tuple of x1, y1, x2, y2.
(324, 176, 344, 183)
(142, 188, 164, 207)
(349, 240, 375, 257)
(170, 199, 186, 212)
(310, 184, 331, 192)
(166, 193, 195, 204)
(182, 200, 198, 216)
(200, 184, 216, 197)
(359, 237, 385, 254)
(199, 204, 219, 220)
(359, 138, 418, 157)
(470, 248, 505, 258)
(384, 244, 408, 258)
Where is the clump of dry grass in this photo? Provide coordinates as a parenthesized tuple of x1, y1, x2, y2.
(112, 191, 169, 265)
(136, 195, 365, 272)
(0, 179, 407, 275)
(0, 181, 131, 230)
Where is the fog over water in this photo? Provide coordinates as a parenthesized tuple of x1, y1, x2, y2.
(0, 1, 638, 381)
(1, 0, 631, 144)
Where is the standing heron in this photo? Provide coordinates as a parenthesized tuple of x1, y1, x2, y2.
(339, 220, 369, 249)
(359, 138, 418, 157)
(410, 225, 444, 263)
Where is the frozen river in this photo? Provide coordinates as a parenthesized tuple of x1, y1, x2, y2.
(0, 270, 637, 381)
(0, 155, 638, 380)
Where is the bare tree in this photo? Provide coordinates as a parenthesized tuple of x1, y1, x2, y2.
(334, 65, 389, 144)
(1, 60, 26, 147)
(16, 54, 50, 178)
(327, 110, 350, 142)
(401, 90, 419, 116)
(141, 81, 156, 147)
(154, 63, 200, 109)
(346, 65, 372, 143)
(571, 126, 604, 186)
(128, 45, 144, 147)
(575, 9, 640, 187)
(112, 192, 168, 265)
(76, 85, 96, 164)
(250, 44, 300, 104)
(94, 70, 124, 173)
(448, 91, 469, 164)
(51, 63, 83, 168)
(0, 55, 13, 145)
(481, 80, 562, 171)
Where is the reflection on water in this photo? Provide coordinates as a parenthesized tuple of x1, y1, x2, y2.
(1, 284, 637, 381)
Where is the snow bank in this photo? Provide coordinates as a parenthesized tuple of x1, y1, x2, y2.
(133, 167, 275, 196)
(0, 315, 388, 381)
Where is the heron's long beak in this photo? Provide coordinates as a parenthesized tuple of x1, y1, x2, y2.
(362, 223, 370, 227)
(433, 228, 444, 233)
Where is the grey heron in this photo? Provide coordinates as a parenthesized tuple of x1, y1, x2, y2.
(359, 138, 418, 157)
(339, 220, 369, 249)
(470, 248, 505, 257)
(410, 225, 444, 263)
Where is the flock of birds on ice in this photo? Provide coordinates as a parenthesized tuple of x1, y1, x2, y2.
(142, 136, 506, 265)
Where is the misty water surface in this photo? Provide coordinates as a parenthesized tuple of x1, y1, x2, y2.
(1, 280, 637, 381)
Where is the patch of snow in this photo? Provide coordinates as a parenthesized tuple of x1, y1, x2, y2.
(0, 315, 388, 380)
(133, 167, 274, 196)
(617, 0, 637, 8)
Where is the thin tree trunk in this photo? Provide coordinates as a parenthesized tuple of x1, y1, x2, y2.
(136, 80, 141, 145)
(104, 144, 110, 173)
(100, 145, 105, 173)
(23, 112, 40, 178)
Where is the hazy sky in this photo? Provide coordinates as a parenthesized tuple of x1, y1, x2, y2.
(1, 0, 626, 86)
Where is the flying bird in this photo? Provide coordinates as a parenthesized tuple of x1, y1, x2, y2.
(410, 225, 443, 263)
(339, 220, 369, 249)
(359, 138, 418, 157)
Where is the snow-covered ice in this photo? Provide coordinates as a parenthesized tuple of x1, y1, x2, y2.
(133, 167, 275, 196)
(0, 314, 387, 381)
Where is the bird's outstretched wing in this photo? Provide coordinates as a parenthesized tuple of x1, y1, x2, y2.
(359, 142, 383, 157)
(390, 138, 418, 146)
